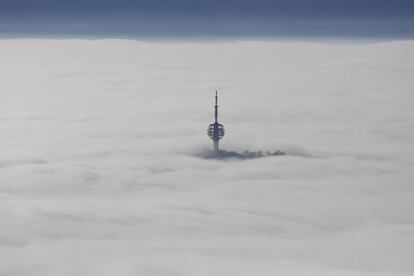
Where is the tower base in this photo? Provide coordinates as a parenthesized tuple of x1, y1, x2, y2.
(213, 140, 219, 153)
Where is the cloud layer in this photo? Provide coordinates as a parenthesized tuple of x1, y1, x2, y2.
(0, 39, 413, 275)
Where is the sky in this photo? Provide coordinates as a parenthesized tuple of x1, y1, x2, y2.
(1, 0, 414, 38)
(0, 39, 413, 275)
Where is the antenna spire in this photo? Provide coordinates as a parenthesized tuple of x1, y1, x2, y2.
(215, 91, 218, 123)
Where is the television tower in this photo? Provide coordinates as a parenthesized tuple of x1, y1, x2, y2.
(207, 91, 225, 153)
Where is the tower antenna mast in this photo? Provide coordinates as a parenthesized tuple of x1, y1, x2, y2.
(215, 91, 218, 123)
(207, 91, 225, 153)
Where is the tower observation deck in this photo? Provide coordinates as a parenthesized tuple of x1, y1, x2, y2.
(207, 91, 225, 153)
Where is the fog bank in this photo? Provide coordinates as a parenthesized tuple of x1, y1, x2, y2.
(0, 39, 413, 275)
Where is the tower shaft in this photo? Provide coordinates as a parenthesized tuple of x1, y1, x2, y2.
(213, 140, 219, 152)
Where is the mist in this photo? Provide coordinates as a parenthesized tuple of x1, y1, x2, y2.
(0, 39, 413, 275)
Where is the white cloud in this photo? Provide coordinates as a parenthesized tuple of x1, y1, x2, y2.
(0, 39, 413, 275)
